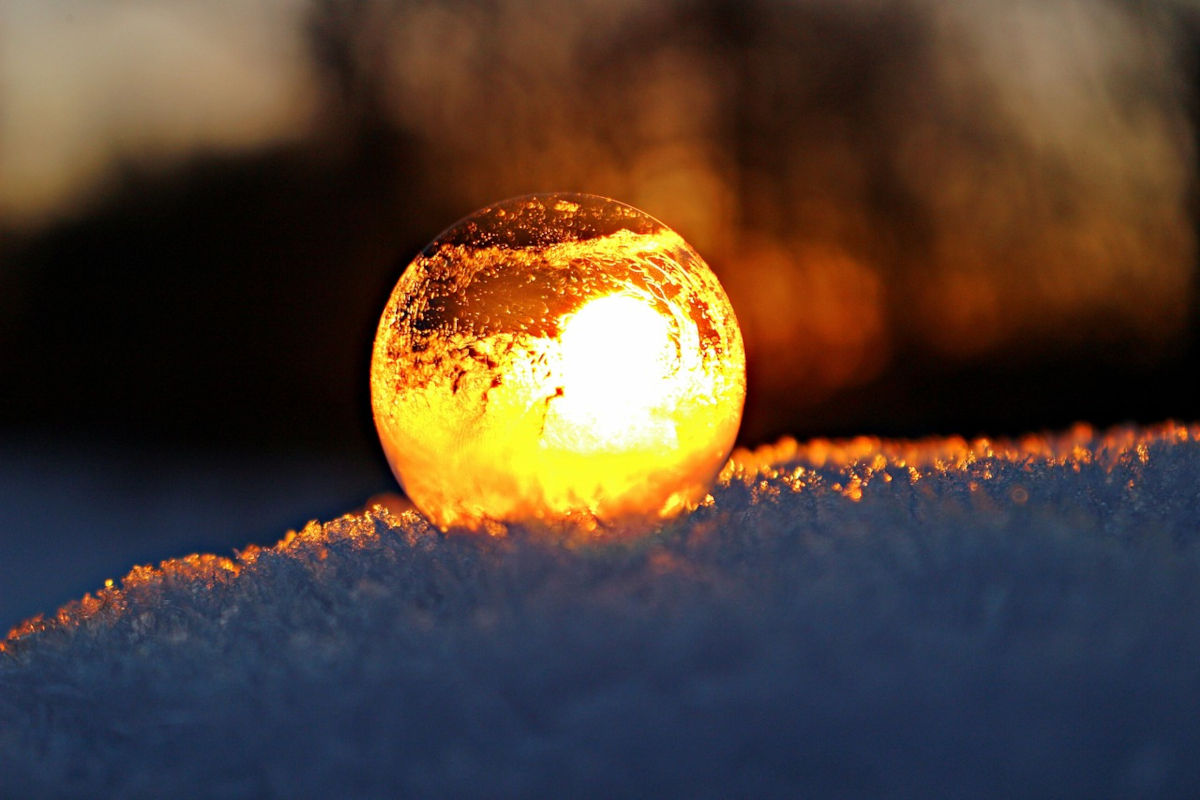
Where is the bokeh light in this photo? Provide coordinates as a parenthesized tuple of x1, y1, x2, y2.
(371, 193, 745, 531)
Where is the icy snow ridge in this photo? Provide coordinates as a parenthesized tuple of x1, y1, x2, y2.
(3, 423, 1200, 798)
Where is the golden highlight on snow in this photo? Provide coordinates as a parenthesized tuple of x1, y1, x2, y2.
(370, 193, 746, 531)
(6, 421, 1194, 654)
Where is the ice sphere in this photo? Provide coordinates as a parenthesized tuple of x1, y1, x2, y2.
(370, 193, 746, 531)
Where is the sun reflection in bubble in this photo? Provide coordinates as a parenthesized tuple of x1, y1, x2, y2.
(370, 193, 746, 532)
(552, 292, 679, 448)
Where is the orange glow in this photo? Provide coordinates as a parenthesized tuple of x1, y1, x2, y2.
(720, 239, 888, 415)
(371, 194, 746, 532)
(722, 421, 1200, 509)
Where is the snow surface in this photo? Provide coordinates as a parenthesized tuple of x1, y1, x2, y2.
(0, 441, 388, 628)
(3, 424, 1200, 798)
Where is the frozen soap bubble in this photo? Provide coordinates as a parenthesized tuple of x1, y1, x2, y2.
(371, 193, 746, 532)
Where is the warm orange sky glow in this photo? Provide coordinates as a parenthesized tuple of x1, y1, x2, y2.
(2, 0, 1196, 454)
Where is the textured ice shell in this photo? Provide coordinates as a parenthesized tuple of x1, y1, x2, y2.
(371, 194, 746, 530)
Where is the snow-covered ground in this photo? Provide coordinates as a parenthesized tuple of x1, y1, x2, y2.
(0, 440, 389, 629)
(3, 424, 1200, 798)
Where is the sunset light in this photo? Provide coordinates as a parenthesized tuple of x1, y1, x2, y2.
(553, 292, 679, 447)
(5, 4, 1200, 796)
(370, 193, 746, 532)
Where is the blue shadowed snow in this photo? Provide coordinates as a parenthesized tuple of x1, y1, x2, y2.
(3, 424, 1200, 798)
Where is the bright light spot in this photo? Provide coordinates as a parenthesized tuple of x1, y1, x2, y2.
(552, 293, 676, 448)
(371, 193, 746, 533)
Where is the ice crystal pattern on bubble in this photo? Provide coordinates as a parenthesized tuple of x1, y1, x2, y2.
(371, 194, 746, 531)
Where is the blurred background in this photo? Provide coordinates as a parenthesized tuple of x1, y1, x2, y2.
(3, 0, 1199, 625)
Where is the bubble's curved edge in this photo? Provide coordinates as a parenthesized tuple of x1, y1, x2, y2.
(370, 192, 745, 530)
(425, 192, 668, 252)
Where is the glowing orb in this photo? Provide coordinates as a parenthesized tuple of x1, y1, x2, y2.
(370, 193, 746, 531)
